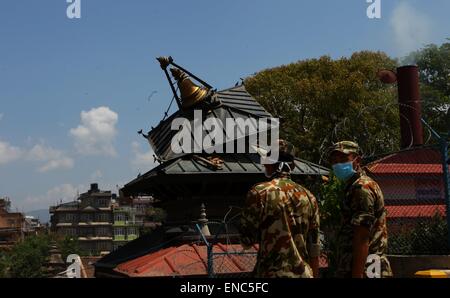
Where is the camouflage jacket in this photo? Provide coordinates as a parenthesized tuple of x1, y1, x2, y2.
(240, 174, 321, 278)
(335, 171, 393, 278)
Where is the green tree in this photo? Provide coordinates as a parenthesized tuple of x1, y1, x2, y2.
(0, 251, 11, 278)
(388, 213, 448, 255)
(145, 207, 167, 223)
(56, 236, 82, 261)
(404, 40, 450, 134)
(319, 173, 345, 276)
(6, 235, 51, 278)
(245, 51, 401, 163)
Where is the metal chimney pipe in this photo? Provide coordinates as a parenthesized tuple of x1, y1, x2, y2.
(397, 65, 424, 148)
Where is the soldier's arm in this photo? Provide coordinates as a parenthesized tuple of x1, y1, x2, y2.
(239, 188, 261, 250)
(352, 226, 370, 278)
(350, 186, 376, 278)
(307, 193, 321, 278)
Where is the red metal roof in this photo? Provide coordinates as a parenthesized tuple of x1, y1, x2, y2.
(386, 205, 446, 218)
(115, 243, 258, 277)
(114, 242, 328, 277)
(367, 147, 448, 175)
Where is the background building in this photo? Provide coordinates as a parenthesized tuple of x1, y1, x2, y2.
(0, 197, 24, 249)
(112, 206, 139, 251)
(23, 215, 44, 236)
(49, 184, 114, 255)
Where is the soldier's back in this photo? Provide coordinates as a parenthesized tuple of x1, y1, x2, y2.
(336, 172, 393, 277)
(247, 177, 320, 278)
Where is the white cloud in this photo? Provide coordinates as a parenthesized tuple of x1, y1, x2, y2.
(131, 141, 158, 172)
(23, 183, 85, 211)
(38, 158, 74, 173)
(390, 2, 433, 56)
(90, 169, 103, 181)
(0, 141, 73, 172)
(0, 141, 23, 165)
(27, 144, 74, 173)
(70, 106, 118, 157)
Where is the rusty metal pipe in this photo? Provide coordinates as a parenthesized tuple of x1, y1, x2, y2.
(397, 65, 424, 148)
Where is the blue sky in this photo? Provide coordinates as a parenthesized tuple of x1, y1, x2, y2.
(0, 0, 449, 212)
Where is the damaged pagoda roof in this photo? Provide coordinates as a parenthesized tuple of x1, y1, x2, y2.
(123, 151, 328, 199)
(121, 56, 328, 198)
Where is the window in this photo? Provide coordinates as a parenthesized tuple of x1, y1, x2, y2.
(97, 241, 110, 252)
(64, 228, 77, 236)
(97, 198, 110, 208)
(64, 213, 77, 222)
(114, 227, 125, 236)
(81, 214, 93, 222)
(80, 227, 94, 237)
(115, 213, 127, 222)
(99, 227, 111, 237)
(128, 227, 137, 235)
(97, 213, 110, 222)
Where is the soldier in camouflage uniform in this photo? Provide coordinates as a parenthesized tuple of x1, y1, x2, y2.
(328, 141, 393, 278)
(240, 140, 321, 278)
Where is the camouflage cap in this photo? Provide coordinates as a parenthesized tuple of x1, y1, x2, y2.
(328, 141, 360, 158)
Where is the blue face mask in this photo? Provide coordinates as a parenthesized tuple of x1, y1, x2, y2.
(332, 161, 356, 181)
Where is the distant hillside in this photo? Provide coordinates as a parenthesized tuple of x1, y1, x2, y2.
(26, 209, 50, 224)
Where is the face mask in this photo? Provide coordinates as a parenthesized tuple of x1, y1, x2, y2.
(332, 161, 356, 181)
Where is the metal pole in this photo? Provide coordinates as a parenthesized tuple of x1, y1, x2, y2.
(207, 244, 214, 278)
(162, 68, 182, 109)
(196, 223, 214, 278)
(441, 135, 450, 248)
(170, 61, 213, 90)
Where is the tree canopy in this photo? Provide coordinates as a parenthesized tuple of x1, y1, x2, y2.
(0, 235, 51, 278)
(245, 51, 400, 163)
(404, 40, 450, 134)
(245, 43, 449, 164)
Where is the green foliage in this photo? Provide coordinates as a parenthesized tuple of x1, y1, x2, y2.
(245, 51, 400, 163)
(404, 40, 450, 134)
(5, 235, 51, 278)
(320, 173, 344, 227)
(318, 173, 344, 274)
(56, 236, 82, 261)
(389, 213, 449, 255)
(0, 251, 10, 278)
(145, 207, 167, 223)
(139, 226, 154, 236)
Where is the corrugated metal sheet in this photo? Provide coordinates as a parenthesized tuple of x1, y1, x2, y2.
(114, 243, 258, 277)
(215, 85, 271, 118)
(367, 147, 446, 175)
(386, 205, 446, 218)
(122, 153, 329, 197)
(147, 85, 272, 161)
(122, 154, 328, 199)
(161, 154, 328, 175)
